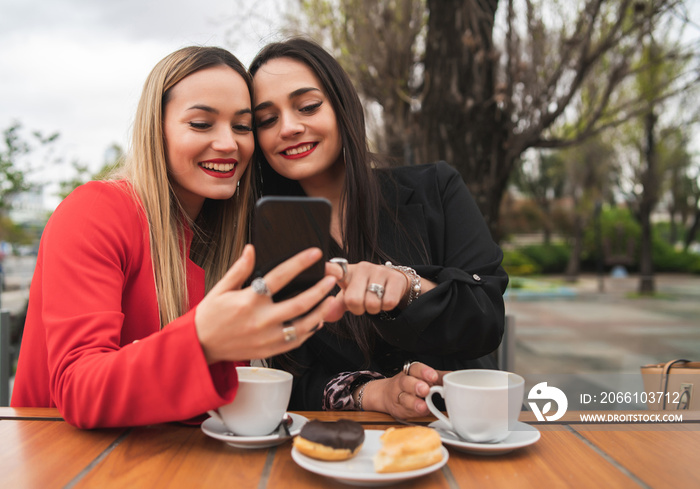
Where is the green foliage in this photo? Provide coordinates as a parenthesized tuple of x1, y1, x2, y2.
(0, 121, 60, 247)
(502, 249, 541, 276)
(0, 215, 33, 245)
(651, 235, 700, 274)
(512, 151, 567, 204)
(505, 205, 700, 276)
(519, 243, 571, 274)
(0, 122, 58, 214)
(57, 143, 125, 199)
(583, 206, 641, 262)
(57, 161, 92, 200)
(653, 221, 674, 244)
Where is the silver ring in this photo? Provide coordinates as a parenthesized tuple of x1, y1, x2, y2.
(330, 257, 348, 282)
(251, 277, 271, 296)
(366, 283, 385, 300)
(282, 325, 297, 342)
(403, 360, 415, 376)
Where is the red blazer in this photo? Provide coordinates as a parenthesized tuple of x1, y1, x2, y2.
(12, 180, 243, 428)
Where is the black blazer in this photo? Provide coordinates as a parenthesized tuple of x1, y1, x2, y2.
(283, 161, 509, 410)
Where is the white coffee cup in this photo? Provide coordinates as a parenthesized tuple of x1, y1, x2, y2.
(208, 366, 293, 436)
(426, 369, 524, 443)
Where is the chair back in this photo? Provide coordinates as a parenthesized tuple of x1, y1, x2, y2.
(1, 309, 11, 406)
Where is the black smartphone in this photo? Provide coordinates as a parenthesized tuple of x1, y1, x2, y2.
(252, 196, 332, 302)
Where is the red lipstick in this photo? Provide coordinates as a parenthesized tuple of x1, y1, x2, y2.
(199, 159, 237, 178)
(280, 142, 317, 159)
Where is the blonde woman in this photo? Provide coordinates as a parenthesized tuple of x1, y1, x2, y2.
(12, 46, 337, 428)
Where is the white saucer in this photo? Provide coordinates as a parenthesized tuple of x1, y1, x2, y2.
(291, 429, 448, 487)
(201, 412, 308, 449)
(429, 421, 540, 455)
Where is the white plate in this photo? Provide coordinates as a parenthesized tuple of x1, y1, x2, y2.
(291, 429, 448, 487)
(429, 420, 540, 455)
(201, 412, 308, 449)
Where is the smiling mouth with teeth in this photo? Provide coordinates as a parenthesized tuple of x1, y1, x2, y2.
(284, 143, 316, 156)
(200, 162, 235, 172)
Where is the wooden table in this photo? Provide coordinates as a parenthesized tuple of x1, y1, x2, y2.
(1, 408, 698, 488)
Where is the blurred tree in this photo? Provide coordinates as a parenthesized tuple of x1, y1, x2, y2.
(659, 127, 695, 245)
(0, 122, 59, 246)
(57, 143, 125, 199)
(615, 4, 698, 294)
(684, 175, 700, 250)
(0, 122, 59, 217)
(512, 150, 567, 244)
(0, 215, 33, 246)
(282, 0, 699, 242)
(559, 135, 618, 281)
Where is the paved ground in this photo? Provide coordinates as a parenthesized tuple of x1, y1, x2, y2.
(3, 255, 699, 408)
(505, 273, 700, 409)
(506, 273, 700, 374)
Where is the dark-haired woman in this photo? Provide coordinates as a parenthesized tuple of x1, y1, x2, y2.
(249, 38, 508, 419)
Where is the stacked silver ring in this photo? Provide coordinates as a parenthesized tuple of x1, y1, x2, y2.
(366, 283, 385, 299)
(402, 360, 415, 376)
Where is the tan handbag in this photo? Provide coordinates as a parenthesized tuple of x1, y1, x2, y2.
(640, 359, 700, 410)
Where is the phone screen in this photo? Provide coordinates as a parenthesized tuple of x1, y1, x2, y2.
(252, 196, 332, 302)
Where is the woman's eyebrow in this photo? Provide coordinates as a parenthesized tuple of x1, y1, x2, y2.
(253, 87, 321, 112)
(187, 105, 252, 116)
(187, 104, 218, 114)
(289, 87, 321, 98)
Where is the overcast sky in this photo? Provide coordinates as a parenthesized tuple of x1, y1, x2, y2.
(0, 0, 286, 205)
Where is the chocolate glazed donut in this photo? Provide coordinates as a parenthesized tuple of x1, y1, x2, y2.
(293, 419, 365, 461)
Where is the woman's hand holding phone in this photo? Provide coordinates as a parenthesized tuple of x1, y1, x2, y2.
(252, 197, 332, 302)
(194, 244, 338, 364)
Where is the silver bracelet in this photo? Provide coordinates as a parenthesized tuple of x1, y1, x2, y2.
(355, 381, 372, 411)
(384, 261, 421, 306)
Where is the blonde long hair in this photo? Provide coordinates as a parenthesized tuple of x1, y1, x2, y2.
(116, 46, 253, 327)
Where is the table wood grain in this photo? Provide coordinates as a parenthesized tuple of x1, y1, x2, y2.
(72, 424, 270, 489)
(0, 419, 124, 489)
(573, 424, 700, 489)
(1, 408, 698, 488)
(458, 426, 648, 488)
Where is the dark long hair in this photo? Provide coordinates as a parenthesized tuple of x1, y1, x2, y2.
(249, 38, 391, 363)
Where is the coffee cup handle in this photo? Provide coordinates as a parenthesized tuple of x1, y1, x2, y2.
(207, 409, 224, 424)
(426, 385, 454, 430)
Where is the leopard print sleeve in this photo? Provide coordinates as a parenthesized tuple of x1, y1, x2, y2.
(322, 371, 385, 411)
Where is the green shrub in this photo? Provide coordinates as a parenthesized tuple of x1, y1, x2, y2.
(583, 207, 640, 265)
(652, 237, 700, 273)
(503, 204, 700, 275)
(502, 249, 540, 276)
(518, 243, 570, 273)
